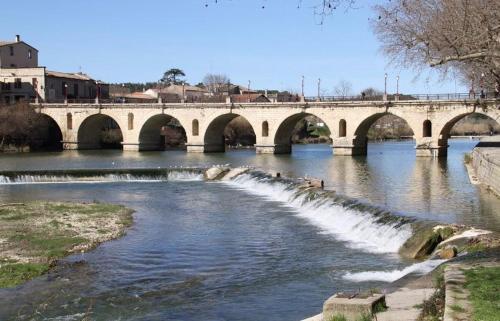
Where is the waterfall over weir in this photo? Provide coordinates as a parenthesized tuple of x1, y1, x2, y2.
(222, 171, 414, 254)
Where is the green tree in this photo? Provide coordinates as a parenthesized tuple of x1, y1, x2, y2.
(161, 68, 186, 85)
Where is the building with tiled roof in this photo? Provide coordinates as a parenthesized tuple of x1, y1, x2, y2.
(0, 35, 107, 104)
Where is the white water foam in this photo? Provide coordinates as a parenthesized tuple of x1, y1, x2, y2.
(343, 259, 446, 283)
(224, 173, 413, 254)
(167, 171, 204, 181)
(0, 172, 203, 185)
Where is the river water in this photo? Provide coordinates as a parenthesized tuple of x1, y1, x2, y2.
(0, 140, 499, 320)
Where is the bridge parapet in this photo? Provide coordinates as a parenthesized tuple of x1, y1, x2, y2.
(33, 99, 500, 157)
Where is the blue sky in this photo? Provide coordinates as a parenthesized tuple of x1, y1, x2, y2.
(1, 0, 465, 95)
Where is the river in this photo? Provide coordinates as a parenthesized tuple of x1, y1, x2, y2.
(0, 139, 498, 320)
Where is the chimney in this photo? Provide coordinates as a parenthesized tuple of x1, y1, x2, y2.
(15, 35, 20, 42)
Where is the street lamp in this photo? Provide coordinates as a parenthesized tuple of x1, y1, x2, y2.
(317, 78, 321, 101)
(182, 81, 186, 103)
(64, 83, 68, 104)
(301, 75, 304, 97)
(384, 73, 388, 101)
(247, 80, 251, 102)
(470, 72, 475, 98)
(480, 73, 485, 98)
(396, 75, 400, 100)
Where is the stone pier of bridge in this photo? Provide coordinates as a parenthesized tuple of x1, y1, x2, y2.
(33, 99, 500, 157)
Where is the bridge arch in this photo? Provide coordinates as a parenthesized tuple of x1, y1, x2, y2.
(77, 114, 123, 149)
(138, 114, 187, 151)
(203, 113, 256, 152)
(273, 112, 332, 154)
(33, 113, 63, 151)
(352, 112, 415, 154)
(437, 111, 500, 149)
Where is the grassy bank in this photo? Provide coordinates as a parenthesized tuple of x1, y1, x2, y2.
(464, 266, 500, 321)
(0, 201, 133, 288)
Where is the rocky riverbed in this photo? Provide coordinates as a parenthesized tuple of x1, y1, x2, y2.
(0, 201, 133, 288)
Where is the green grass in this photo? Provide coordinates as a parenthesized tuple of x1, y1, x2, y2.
(9, 232, 87, 259)
(328, 315, 347, 321)
(0, 201, 133, 288)
(356, 313, 372, 321)
(464, 266, 500, 321)
(0, 263, 49, 288)
(373, 301, 388, 313)
(449, 304, 466, 313)
(418, 267, 446, 321)
(464, 153, 472, 164)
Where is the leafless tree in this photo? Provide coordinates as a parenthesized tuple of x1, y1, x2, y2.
(0, 103, 54, 150)
(203, 73, 230, 94)
(372, 0, 500, 88)
(334, 80, 353, 97)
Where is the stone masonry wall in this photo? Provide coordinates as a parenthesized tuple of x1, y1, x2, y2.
(472, 139, 500, 196)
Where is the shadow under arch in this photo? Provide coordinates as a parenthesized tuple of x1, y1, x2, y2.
(274, 112, 332, 154)
(204, 113, 256, 152)
(353, 112, 415, 154)
(32, 113, 63, 151)
(139, 114, 187, 151)
(438, 112, 500, 148)
(77, 114, 123, 150)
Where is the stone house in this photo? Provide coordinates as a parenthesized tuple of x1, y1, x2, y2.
(0, 35, 107, 104)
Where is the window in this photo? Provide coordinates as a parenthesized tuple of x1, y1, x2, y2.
(423, 120, 432, 137)
(28, 50, 32, 59)
(128, 113, 134, 130)
(74, 84, 79, 97)
(62, 82, 67, 95)
(1, 81, 10, 90)
(14, 78, 22, 89)
(67, 113, 73, 130)
(192, 119, 199, 136)
(9, 46, 14, 56)
(262, 121, 269, 137)
(339, 119, 347, 137)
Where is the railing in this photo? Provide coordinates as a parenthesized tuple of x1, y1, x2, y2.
(304, 92, 498, 102)
(31, 92, 499, 105)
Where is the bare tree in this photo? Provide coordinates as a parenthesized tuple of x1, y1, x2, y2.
(203, 73, 230, 94)
(372, 0, 500, 87)
(333, 80, 353, 97)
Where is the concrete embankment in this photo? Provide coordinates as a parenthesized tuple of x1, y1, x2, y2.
(470, 136, 500, 196)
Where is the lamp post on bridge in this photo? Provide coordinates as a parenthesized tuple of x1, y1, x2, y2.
(480, 73, 485, 99)
(396, 75, 400, 101)
(247, 80, 251, 103)
(301, 75, 304, 97)
(317, 78, 321, 102)
(64, 83, 68, 105)
(383, 73, 388, 101)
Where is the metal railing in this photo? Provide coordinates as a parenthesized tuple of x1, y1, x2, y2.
(305, 92, 499, 102)
(31, 92, 499, 105)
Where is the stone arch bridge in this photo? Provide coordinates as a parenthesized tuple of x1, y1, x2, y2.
(33, 99, 500, 157)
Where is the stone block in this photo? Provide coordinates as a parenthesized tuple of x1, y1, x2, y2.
(323, 292, 386, 321)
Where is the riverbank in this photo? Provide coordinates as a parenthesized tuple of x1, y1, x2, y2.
(302, 228, 500, 321)
(469, 136, 500, 196)
(0, 201, 133, 288)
